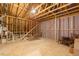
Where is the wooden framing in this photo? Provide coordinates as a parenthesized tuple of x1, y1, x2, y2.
(20, 23, 39, 40)
(38, 4, 79, 21)
(0, 3, 79, 42)
(6, 16, 8, 30)
(17, 4, 25, 17)
(21, 4, 30, 18)
(0, 13, 35, 22)
(11, 3, 14, 16)
(34, 3, 72, 19)
(15, 3, 20, 17)
(39, 8, 79, 22)
(33, 3, 58, 17)
(19, 3, 29, 18)
(13, 3, 29, 13)
(52, 8, 79, 19)
(8, 3, 11, 15)
(35, 3, 44, 10)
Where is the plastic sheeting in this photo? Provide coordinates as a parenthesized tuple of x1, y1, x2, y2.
(40, 14, 79, 40)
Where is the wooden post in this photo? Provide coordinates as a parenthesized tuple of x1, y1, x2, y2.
(6, 16, 9, 43)
(12, 17, 15, 42)
(19, 19, 21, 38)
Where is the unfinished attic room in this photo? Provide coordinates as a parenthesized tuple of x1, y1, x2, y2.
(0, 3, 79, 56)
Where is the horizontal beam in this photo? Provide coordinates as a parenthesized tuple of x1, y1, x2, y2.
(35, 3, 44, 9)
(0, 13, 36, 22)
(13, 3, 29, 12)
(39, 8, 79, 22)
(35, 3, 72, 19)
(38, 4, 79, 20)
(33, 3, 58, 17)
(55, 8, 79, 18)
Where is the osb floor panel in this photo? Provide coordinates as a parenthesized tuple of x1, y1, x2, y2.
(0, 38, 72, 56)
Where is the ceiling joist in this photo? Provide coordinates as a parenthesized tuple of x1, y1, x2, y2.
(38, 4, 79, 20)
(33, 3, 58, 18)
(34, 3, 72, 19)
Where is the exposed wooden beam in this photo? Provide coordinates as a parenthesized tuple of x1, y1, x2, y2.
(45, 3, 47, 8)
(55, 9, 79, 18)
(3, 4, 8, 14)
(13, 3, 29, 13)
(17, 3, 25, 16)
(38, 4, 79, 20)
(8, 3, 11, 15)
(35, 3, 44, 10)
(1, 4, 5, 14)
(21, 4, 30, 18)
(15, 3, 20, 34)
(20, 23, 39, 40)
(0, 4, 3, 14)
(39, 8, 79, 22)
(11, 4, 14, 16)
(33, 3, 58, 17)
(35, 3, 72, 19)
(0, 13, 36, 22)
(15, 3, 20, 16)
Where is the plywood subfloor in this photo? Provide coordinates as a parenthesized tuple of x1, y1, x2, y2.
(0, 38, 71, 56)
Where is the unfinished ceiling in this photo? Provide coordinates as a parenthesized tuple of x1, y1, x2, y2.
(0, 3, 41, 18)
(0, 3, 79, 22)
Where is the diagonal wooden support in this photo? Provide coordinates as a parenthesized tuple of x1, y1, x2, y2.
(20, 23, 39, 40)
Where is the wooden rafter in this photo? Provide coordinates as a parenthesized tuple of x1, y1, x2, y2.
(11, 3, 14, 16)
(54, 8, 79, 18)
(34, 3, 72, 19)
(0, 4, 3, 14)
(38, 4, 79, 21)
(33, 3, 58, 17)
(39, 7, 79, 22)
(2, 3, 8, 14)
(13, 3, 29, 13)
(8, 3, 11, 15)
(35, 3, 44, 10)
(17, 3, 25, 17)
(0, 13, 36, 22)
(21, 3, 30, 18)
(45, 3, 47, 8)
(0, 4, 5, 14)
(15, 3, 20, 17)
